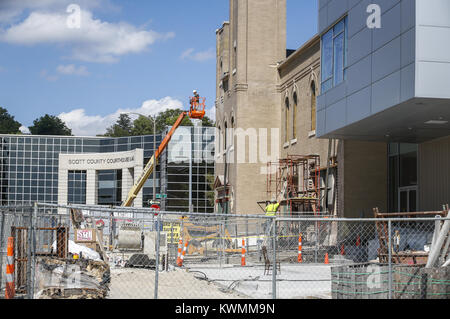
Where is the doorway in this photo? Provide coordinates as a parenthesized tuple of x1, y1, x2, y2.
(388, 143, 418, 212)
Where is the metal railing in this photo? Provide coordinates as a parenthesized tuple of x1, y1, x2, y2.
(0, 203, 448, 299)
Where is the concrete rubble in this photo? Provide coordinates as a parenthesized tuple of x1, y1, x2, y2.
(34, 257, 110, 299)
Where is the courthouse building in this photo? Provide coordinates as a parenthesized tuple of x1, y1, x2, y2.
(0, 126, 215, 212)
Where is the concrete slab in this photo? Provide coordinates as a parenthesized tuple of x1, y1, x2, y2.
(186, 263, 332, 299)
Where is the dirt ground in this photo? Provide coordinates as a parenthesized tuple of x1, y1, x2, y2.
(107, 267, 245, 299)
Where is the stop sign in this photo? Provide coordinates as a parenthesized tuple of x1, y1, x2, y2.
(151, 204, 160, 215)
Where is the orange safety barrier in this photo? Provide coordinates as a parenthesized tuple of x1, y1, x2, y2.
(241, 238, 246, 266)
(179, 240, 189, 267)
(298, 234, 303, 263)
(5, 237, 15, 299)
(176, 239, 183, 266)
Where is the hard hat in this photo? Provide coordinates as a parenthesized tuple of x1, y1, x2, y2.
(193, 90, 197, 93)
(271, 197, 277, 203)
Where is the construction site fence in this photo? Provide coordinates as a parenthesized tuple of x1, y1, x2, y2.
(0, 203, 448, 299)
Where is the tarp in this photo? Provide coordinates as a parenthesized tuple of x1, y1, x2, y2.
(52, 240, 101, 261)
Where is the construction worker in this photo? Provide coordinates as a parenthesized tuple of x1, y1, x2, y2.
(265, 197, 280, 217)
(192, 90, 200, 105)
(264, 197, 279, 234)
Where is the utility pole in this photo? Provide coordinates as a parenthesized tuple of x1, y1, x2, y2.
(153, 115, 156, 203)
(122, 111, 158, 206)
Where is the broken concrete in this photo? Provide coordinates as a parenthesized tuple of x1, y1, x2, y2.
(34, 257, 110, 299)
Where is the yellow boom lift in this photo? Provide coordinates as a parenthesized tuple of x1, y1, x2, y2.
(120, 94, 240, 256)
(122, 94, 206, 207)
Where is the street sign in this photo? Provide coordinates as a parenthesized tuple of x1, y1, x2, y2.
(156, 194, 167, 199)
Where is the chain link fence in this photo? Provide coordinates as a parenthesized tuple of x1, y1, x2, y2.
(0, 203, 449, 299)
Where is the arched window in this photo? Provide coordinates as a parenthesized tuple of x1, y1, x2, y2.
(293, 92, 298, 139)
(311, 82, 317, 131)
(218, 125, 222, 152)
(231, 117, 235, 147)
(224, 121, 228, 150)
(285, 97, 290, 143)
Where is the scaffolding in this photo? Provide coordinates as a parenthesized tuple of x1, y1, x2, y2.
(266, 155, 322, 216)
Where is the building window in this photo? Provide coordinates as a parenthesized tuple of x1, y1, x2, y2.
(218, 125, 222, 152)
(311, 82, 317, 131)
(321, 16, 348, 93)
(231, 117, 235, 147)
(292, 92, 298, 139)
(224, 122, 228, 150)
(285, 97, 290, 143)
(68, 170, 87, 205)
(97, 169, 122, 206)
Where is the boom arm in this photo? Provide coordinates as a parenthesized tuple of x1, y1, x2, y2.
(122, 111, 188, 207)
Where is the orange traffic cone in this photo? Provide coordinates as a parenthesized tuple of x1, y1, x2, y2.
(297, 234, 303, 263)
(324, 252, 329, 264)
(176, 239, 182, 266)
(5, 237, 15, 299)
(241, 238, 246, 266)
(340, 244, 345, 255)
(356, 235, 361, 247)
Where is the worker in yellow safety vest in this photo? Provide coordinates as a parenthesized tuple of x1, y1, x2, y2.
(263, 198, 279, 235)
(265, 198, 280, 217)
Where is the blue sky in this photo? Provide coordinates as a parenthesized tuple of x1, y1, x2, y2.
(0, 0, 317, 136)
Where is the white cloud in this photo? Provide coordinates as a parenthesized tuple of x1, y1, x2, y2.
(0, 0, 114, 24)
(181, 47, 215, 62)
(0, 8, 175, 63)
(57, 97, 184, 136)
(19, 126, 30, 134)
(57, 64, 89, 76)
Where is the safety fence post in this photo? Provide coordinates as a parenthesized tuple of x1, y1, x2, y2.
(388, 219, 392, 299)
(154, 213, 161, 299)
(26, 204, 35, 299)
(272, 218, 277, 299)
(0, 212, 5, 291)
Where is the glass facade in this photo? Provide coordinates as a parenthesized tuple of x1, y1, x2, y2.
(321, 16, 348, 93)
(0, 127, 215, 212)
(68, 170, 87, 205)
(98, 169, 122, 206)
(160, 126, 215, 213)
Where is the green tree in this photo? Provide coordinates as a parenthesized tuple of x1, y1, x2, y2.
(155, 109, 193, 133)
(105, 114, 133, 137)
(103, 109, 215, 137)
(154, 108, 215, 133)
(29, 114, 72, 136)
(131, 115, 154, 135)
(0, 107, 22, 134)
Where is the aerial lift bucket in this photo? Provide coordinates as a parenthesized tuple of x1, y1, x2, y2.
(189, 97, 206, 119)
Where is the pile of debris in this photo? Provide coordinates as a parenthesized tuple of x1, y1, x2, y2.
(34, 257, 110, 299)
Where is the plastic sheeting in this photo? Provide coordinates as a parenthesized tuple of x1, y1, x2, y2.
(52, 240, 102, 261)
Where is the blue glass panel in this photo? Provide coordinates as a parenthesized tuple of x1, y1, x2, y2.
(321, 30, 333, 82)
(334, 19, 345, 34)
(334, 32, 344, 86)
